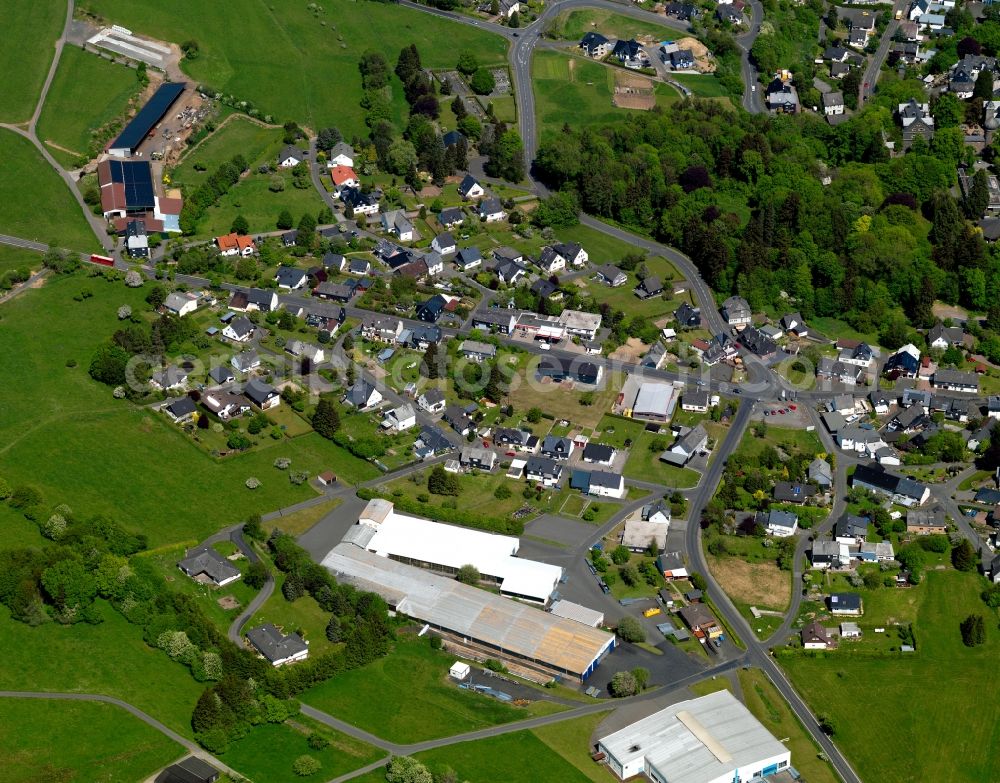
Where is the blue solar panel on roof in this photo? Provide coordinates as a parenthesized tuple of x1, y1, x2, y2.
(110, 82, 186, 152)
(106, 160, 155, 209)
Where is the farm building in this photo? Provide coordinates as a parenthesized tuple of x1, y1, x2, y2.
(107, 81, 186, 157)
(322, 543, 615, 682)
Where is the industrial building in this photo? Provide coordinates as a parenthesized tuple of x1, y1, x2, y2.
(630, 382, 678, 422)
(322, 543, 616, 682)
(342, 499, 563, 604)
(108, 82, 186, 157)
(596, 690, 792, 783)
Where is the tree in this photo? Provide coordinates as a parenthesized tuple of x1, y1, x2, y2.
(508, 10, 520, 27)
(689, 572, 707, 590)
(245, 561, 269, 589)
(312, 397, 341, 438)
(617, 616, 646, 643)
(952, 538, 977, 571)
(526, 407, 543, 423)
(386, 756, 433, 783)
(41, 559, 98, 616)
(421, 342, 441, 378)
(277, 209, 294, 230)
(428, 465, 460, 495)
(325, 615, 342, 642)
(282, 572, 305, 601)
(818, 715, 838, 736)
(89, 343, 130, 386)
(533, 191, 579, 228)
(964, 169, 990, 219)
(225, 216, 249, 240)
(609, 670, 638, 697)
(484, 361, 507, 403)
(456, 564, 480, 584)
(124, 269, 143, 287)
(470, 68, 496, 96)
(456, 52, 479, 76)
(117, 305, 132, 320)
(631, 666, 650, 691)
(484, 128, 524, 182)
(611, 545, 630, 565)
(293, 755, 322, 776)
(932, 93, 963, 128)
(960, 613, 986, 646)
(316, 126, 342, 151)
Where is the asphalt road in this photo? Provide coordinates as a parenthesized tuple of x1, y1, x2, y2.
(858, 0, 908, 108)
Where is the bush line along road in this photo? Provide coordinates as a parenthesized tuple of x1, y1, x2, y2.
(0, 1, 986, 782)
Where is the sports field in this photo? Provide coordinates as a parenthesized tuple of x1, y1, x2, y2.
(37, 47, 141, 168)
(533, 51, 674, 140)
(0, 696, 183, 783)
(781, 570, 1000, 783)
(0, 130, 98, 251)
(84, 0, 509, 138)
(0, 0, 65, 122)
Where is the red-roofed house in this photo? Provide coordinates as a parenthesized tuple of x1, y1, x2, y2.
(216, 233, 256, 257)
(330, 166, 359, 196)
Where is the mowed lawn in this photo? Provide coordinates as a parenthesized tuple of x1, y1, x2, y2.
(37, 47, 141, 167)
(534, 50, 674, 139)
(0, 274, 376, 547)
(84, 0, 509, 138)
(172, 116, 327, 236)
(303, 636, 563, 743)
(671, 72, 728, 97)
(0, 244, 43, 278)
(551, 8, 683, 41)
(0, 696, 183, 783)
(0, 601, 203, 736)
(0, 130, 98, 251)
(782, 570, 1000, 783)
(221, 717, 382, 782)
(0, 0, 65, 122)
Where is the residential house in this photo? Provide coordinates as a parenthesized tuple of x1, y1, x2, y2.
(125, 219, 149, 258)
(525, 455, 563, 486)
(540, 436, 574, 461)
(536, 356, 603, 385)
(439, 207, 465, 227)
(766, 74, 799, 114)
(164, 396, 197, 423)
(583, 443, 617, 466)
(209, 365, 236, 385)
(612, 38, 644, 67)
(414, 426, 452, 459)
(559, 309, 602, 340)
(313, 281, 354, 302)
(459, 339, 497, 363)
(802, 621, 834, 650)
(828, 593, 863, 616)
(494, 427, 537, 452)
(329, 165, 359, 195)
(660, 424, 708, 466)
(230, 350, 260, 374)
(580, 31, 611, 58)
(635, 276, 663, 299)
(160, 757, 221, 783)
(773, 481, 817, 504)
(460, 446, 497, 471)
(278, 144, 304, 167)
(552, 241, 588, 266)
(927, 322, 965, 349)
(738, 325, 777, 358)
(852, 463, 930, 506)
(535, 246, 566, 275)
(417, 388, 447, 414)
(478, 198, 506, 222)
(656, 552, 688, 579)
(762, 509, 799, 537)
(817, 358, 863, 386)
(150, 365, 188, 391)
(596, 264, 627, 287)
(571, 469, 625, 499)
(674, 302, 701, 328)
(822, 91, 845, 116)
(443, 405, 475, 436)
(906, 507, 947, 535)
(455, 246, 483, 271)
(432, 232, 456, 255)
(884, 343, 921, 379)
(381, 209, 415, 242)
(344, 379, 382, 410)
(416, 294, 450, 323)
(202, 390, 250, 420)
(215, 233, 256, 257)
(458, 174, 486, 200)
(810, 540, 850, 570)
(229, 288, 278, 313)
(341, 186, 380, 216)
(809, 457, 833, 489)
(532, 279, 558, 300)
(164, 291, 199, 317)
(641, 343, 667, 370)
(682, 391, 710, 413)
(280, 230, 298, 248)
(932, 368, 978, 393)
(244, 379, 280, 410)
(716, 5, 744, 24)
(898, 99, 934, 148)
(835, 515, 869, 545)
(838, 341, 876, 368)
(678, 602, 723, 639)
(670, 49, 695, 70)
(721, 296, 752, 329)
(178, 546, 240, 586)
(284, 340, 325, 365)
(247, 624, 309, 666)
(868, 390, 894, 416)
(622, 508, 669, 551)
(361, 315, 403, 343)
(275, 265, 307, 290)
(329, 142, 354, 168)
(988, 396, 1000, 420)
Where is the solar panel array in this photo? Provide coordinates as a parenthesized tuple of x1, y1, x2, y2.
(110, 82, 186, 152)
(106, 160, 155, 209)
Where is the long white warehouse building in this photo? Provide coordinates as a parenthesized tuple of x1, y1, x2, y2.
(597, 690, 792, 783)
(343, 499, 563, 604)
(322, 542, 616, 681)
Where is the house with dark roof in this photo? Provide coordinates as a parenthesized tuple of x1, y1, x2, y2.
(416, 294, 449, 322)
(852, 463, 930, 506)
(275, 265, 307, 290)
(721, 295, 752, 328)
(761, 509, 798, 537)
(670, 49, 695, 70)
(526, 455, 563, 486)
(417, 388, 447, 413)
(244, 378, 280, 410)
(209, 365, 236, 385)
(345, 379, 382, 409)
(439, 206, 465, 227)
(580, 31, 611, 57)
(932, 368, 978, 393)
(443, 405, 476, 435)
(596, 264, 627, 287)
(414, 426, 452, 459)
(536, 355, 603, 385)
(635, 276, 663, 299)
(432, 232, 456, 255)
(541, 436, 574, 461)
(459, 174, 486, 199)
(884, 344, 921, 379)
(582, 443, 616, 465)
(278, 144, 305, 167)
(612, 38, 643, 66)
(660, 424, 708, 466)
(737, 325, 777, 358)
(898, 99, 934, 148)
(532, 278, 558, 299)
(472, 310, 517, 334)
(828, 593, 863, 615)
(456, 246, 483, 271)
(674, 302, 701, 328)
(341, 186, 380, 215)
(164, 396, 198, 423)
(247, 623, 309, 666)
(801, 621, 834, 650)
(835, 515, 869, 544)
(159, 756, 220, 783)
(478, 197, 506, 222)
(773, 481, 818, 504)
(809, 457, 833, 488)
(177, 546, 241, 586)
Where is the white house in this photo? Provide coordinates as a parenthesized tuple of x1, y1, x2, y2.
(479, 198, 506, 223)
(328, 142, 355, 168)
(535, 247, 566, 275)
(417, 388, 447, 414)
(381, 209, 415, 242)
(432, 232, 456, 255)
(763, 509, 799, 537)
(163, 291, 199, 317)
(381, 403, 417, 432)
(215, 233, 256, 257)
(721, 296, 752, 329)
(553, 241, 588, 267)
(278, 144, 304, 168)
(330, 165, 360, 196)
(222, 317, 256, 343)
(247, 624, 309, 666)
(458, 174, 486, 200)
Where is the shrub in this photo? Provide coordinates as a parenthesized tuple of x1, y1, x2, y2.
(292, 755, 321, 776)
(609, 670, 638, 697)
(245, 477, 261, 489)
(617, 616, 645, 643)
(494, 484, 512, 500)
(307, 732, 330, 750)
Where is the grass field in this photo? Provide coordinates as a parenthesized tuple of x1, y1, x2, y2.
(0, 245, 42, 278)
(0, 0, 65, 122)
(0, 601, 203, 736)
(267, 498, 341, 537)
(303, 636, 563, 743)
(533, 50, 674, 139)
(734, 424, 823, 461)
(0, 274, 376, 547)
(707, 555, 790, 611)
(0, 130, 98, 251)
(172, 117, 327, 237)
(1, 696, 183, 783)
(249, 572, 340, 656)
(549, 8, 681, 41)
(572, 257, 690, 322)
(737, 669, 839, 783)
(37, 47, 141, 167)
(221, 716, 382, 782)
(554, 223, 657, 266)
(782, 570, 1000, 783)
(84, 0, 508, 138)
(670, 73, 728, 97)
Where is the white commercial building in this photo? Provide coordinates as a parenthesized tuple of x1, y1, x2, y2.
(322, 542, 615, 681)
(549, 599, 604, 627)
(344, 499, 562, 604)
(631, 382, 678, 422)
(597, 690, 792, 783)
